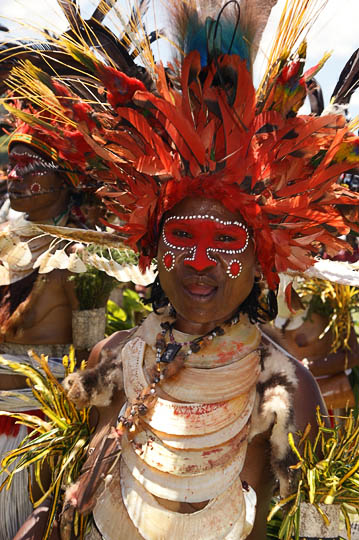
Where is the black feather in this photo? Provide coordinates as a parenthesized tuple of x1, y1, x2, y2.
(91, 0, 115, 25)
(306, 78, 324, 115)
(56, 0, 81, 30)
(331, 48, 359, 105)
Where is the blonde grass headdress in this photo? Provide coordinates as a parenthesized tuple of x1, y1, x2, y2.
(2, 0, 359, 289)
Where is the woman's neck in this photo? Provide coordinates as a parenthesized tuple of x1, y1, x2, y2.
(173, 310, 238, 335)
(27, 202, 69, 223)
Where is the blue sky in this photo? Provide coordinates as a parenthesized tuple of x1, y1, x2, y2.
(1, 0, 358, 117)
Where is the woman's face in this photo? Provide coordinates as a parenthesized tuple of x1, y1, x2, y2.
(7, 143, 68, 216)
(157, 197, 256, 334)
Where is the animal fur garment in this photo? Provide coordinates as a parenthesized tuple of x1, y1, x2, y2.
(249, 342, 299, 497)
(63, 329, 299, 495)
(63, 328, 137, 408)
(63, 349, 125, 409)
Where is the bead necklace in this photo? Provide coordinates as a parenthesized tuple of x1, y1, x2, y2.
(116, 313, 240, 437)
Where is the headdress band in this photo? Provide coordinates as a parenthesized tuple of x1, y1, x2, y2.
(8, 132, 80, 186)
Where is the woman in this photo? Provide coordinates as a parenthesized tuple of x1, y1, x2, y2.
(5, 0, 359, 538)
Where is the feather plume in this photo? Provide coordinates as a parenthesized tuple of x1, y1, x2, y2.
(2, 0, 359, 290)
(307, 77, 324, 115)
(257, 0, 328, 100)
(0, 0, 158, 97)
(240, 0, 278, 64)
(91, 0, 115, 24)
(33, 224, 127, 248)
(331, 48, 359, 106)
(56, 0, 81, 29)
(168, 0, 250, 68)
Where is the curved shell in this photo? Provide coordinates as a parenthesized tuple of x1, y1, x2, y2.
(161, 350, 260, 403)
(151, 387, 255, 449)
(121, 434, 247, 502)
(172, 318, 261, 368)
(122, 337, 149, 402)
(126, 422, 249, 476)
(143, 391, 252, 436)
(119, 460, 246, 540)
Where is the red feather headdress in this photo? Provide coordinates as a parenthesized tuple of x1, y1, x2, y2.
(8, 124, 82, 187)
(2, 0, 359, 289)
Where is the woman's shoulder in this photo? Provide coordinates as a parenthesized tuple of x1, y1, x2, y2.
(87, 327, 138, 368)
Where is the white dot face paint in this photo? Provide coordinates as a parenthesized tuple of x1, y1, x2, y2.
(7, 152, 59, 182)
(162, 215, 249, 277)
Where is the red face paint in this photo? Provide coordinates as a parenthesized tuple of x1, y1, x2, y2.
(162, 215, 249, 272)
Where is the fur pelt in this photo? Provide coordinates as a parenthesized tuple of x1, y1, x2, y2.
(249, 342, 298, 497)
(63, 328, 137, 408)
(64, 324, 299, 497)
(63, 356, 123, 409)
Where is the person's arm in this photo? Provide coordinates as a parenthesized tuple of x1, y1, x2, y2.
(12, 498, 60, 540)
(62, 269, 80, 311)
(292, 358, 329, 441)
(12, 330, 130, 539)
(309, 327, 359, 377)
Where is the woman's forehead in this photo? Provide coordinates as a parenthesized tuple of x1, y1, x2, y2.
(9, 143, 40, 158)
(167, 197, 244, 223)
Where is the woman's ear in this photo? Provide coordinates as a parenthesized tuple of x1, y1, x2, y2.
(254, 265, 263, 282)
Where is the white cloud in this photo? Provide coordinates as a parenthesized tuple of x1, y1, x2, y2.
(305, 0, 359, 60)
(0, 0, 101, 37)
(0, 0, 67, 36)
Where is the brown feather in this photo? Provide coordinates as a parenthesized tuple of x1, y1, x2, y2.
(240, 0, 279, 63)
(91, 0, 116, 24)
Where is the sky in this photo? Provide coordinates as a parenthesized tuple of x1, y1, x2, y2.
(0, 0, 359, 117)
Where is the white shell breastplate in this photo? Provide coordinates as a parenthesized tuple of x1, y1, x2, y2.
(94, 326, 261, 540)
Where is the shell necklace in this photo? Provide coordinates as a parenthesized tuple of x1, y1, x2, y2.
(116, 313, 240, 436)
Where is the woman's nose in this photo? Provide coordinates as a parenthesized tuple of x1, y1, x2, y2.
(184, 244, 217, 271)
(7, 167, 22, 181)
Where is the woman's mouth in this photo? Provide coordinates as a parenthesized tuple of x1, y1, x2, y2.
(8, 189, 33, 199)
(8, 190, 29, 198)
(183, 279, 218, 300)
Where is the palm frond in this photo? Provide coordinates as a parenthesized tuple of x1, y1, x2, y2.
(268, 408, 359, 539)
(0, 348, 91, 540)
(296, 278, 359, 353)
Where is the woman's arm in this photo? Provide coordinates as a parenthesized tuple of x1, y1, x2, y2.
(12, 498, 60, 540)
(292, 358, 329, 440)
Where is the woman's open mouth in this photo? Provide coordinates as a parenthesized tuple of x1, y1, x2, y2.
(183, 278, 218, 300)
(8, 190, 31, 199)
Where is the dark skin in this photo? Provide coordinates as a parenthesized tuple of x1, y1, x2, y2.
(7, 143, 70, 221)
(1, 144, 78, 384)
(157, 197, 258, 334)
(13, 197, 327, 539)
(262, 314, 359, 376)
(262, 312, 358, 409)
(1, 144, 80, 536)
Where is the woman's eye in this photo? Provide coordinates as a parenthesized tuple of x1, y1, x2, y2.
(217, 234, 236, 242)
(172, 229, 192, 238)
